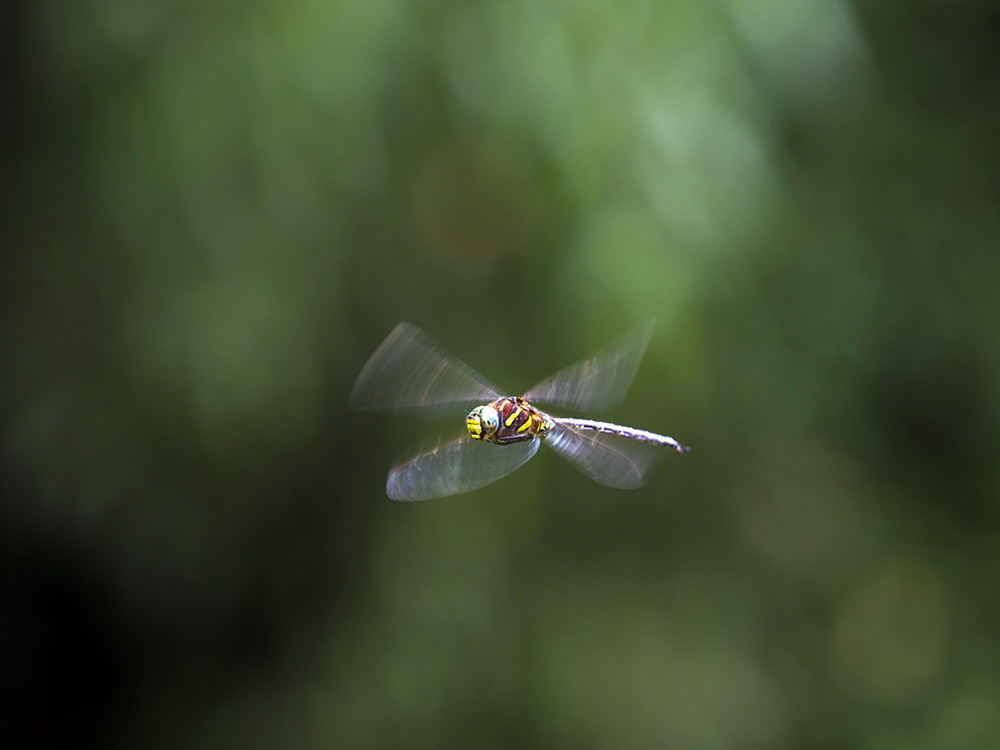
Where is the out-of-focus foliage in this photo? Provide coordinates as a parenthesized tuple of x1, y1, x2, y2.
(3, 0, 999, 748)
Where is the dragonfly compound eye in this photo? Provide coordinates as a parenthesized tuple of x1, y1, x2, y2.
(466, 405, 499, 440)
(480, 405, 499, 434)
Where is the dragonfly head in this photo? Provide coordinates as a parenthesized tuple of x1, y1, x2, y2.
(466, 404, 499, 440)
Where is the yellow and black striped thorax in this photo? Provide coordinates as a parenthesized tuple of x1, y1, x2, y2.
(467, 397, 553, 444)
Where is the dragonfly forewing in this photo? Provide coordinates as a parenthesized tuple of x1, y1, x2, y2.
(545, 423, 659, 489)
(350, 323, 504, 415)
(522, 321, 654, 412)
(387, 435, 540, 501)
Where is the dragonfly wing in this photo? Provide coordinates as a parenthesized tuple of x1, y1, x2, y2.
(522, 321, 654, 412)
(544, 424, 658, 489)
(387, 436, 540, 501)
(350, 323, 504, 415)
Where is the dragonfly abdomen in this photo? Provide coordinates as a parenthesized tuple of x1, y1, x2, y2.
(553, 417, 690, 453)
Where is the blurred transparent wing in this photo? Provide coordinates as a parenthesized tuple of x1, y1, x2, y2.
(387, 436, 540, 501)
(544, 423, 659, 489)
(522, 321, 654, 412)
(350, 323, 504, 415)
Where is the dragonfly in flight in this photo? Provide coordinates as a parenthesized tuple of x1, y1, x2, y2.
(349, 322, 689, 501)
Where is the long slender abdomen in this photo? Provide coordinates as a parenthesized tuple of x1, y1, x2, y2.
(554, 417, 690, 452)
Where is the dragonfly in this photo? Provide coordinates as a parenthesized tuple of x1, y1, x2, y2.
(349, 322, 690, 501)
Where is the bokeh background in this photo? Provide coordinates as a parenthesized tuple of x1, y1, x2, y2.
(3, 1, 1000, 747)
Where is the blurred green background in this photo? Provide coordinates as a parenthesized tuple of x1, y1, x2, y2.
(3, 1, 1000, 747)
